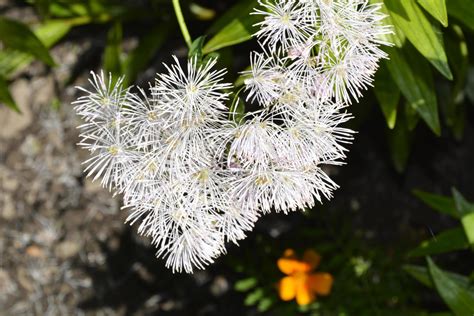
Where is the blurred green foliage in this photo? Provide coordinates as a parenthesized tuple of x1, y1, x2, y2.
(0, 0, 169, 111)
(405, 188, 474, 316)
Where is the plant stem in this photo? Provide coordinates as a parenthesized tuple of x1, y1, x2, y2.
(172, 0, 192, 49)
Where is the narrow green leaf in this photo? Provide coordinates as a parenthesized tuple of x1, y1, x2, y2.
(234, 277, 257, 292)
(203, 17, 259, 53)
(35, 19, 75, 47)
(427, 257, 474, 316)
(409, 228, 469, 257)
(385, 44, 441, 135)
(48, 1, 113, 18)
(374, 63, 399, 129)
(203, 1, 260, 54)
(404, 264, 471, 289)
(229, 87, 246, 123)
(387, 111, 413, 173)
(244, 288, 264, 306)
(447, 0, 474, 31)
(257, 297, 274, 312)
(0, 17, 55, 66)
(202, 52, 221, 66)
(0, 76, 19, 112)
(0, 50, 28, 78)
(443, 25, 468, 140)
(461, 213, 474, 245)
(103, 22, 122, 76)
(0, 18, 90, 78)
(413, 190, 459, 218)
(385, 0, 453, 80)
(452, 188, 474, 217)
(404, 101, 420, 131)
(48, 2, 87, 17)
(370, 0, 406, 47)
(417, 0, 448, 27)
(188, 36, 206, 61)
(207, 0, 257, 34)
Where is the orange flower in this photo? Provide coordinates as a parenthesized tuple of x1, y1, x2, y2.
(277, 249, 333, 306)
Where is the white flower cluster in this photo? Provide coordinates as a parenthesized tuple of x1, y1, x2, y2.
(248, 0, 391, 105)
(74, 0, 389, 273)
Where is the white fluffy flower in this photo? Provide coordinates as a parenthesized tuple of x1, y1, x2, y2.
(253, 0, 313, 51)
(243, 50, 285, 106)
(74, 0, 390, 273)
(251, 0, 391, 104)
(75, 59, 252, 273)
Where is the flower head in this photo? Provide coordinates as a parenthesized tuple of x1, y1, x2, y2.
(250, 0, 391, 105)
(253, 0, 314, 51)
(75, 58, 251, 273)
(74, 0, 390, 273)
(278, 249, 333, 306)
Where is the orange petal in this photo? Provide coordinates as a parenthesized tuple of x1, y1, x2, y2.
(303, 249, 321, 270)
(308, 273, 333, 296)
(279, 276, 297, 301)
(295, 279, 315, 306)
(278, 258, 312, 275)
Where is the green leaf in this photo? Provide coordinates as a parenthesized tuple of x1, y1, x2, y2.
(0, 76, 19, 112)
(452, 188, 474, 217)
(103, 22, 122, 76)
(0, 49, 32, 78)
(374, 63, 399, 129)
(385, 44, 441, 135)
(35, 19, 76, 47)
(404, 264, 471, 289)
(427, 257, 474, 316)
(244, 288, 264, 306)
(207, 0, 257, 34)
(203, 0, 260, 54)
(47, 2, 87, 18)
(413, 190, 459, 218)
(409, 228, 470, 257)
(228, 87, 246, 123)
(461, 213, 474, 246)
(385, 0, 453, 80)
(188, 35, 206, 61)
(123, 24, 168, 86)
(0, 18, 89, 78)
(0, 17, 55, 66)
(371, 0, 406, 47)
(447, 0, 474, 31)
(443, 25, 468, 140)
(417, 0, 448, 27)
(189, 3, 216, 21)
(48, 1, 115, 19)
(234, 277, 257, 292)
(257, 297, 274, 312)
(404, 100, 420, 131)
(387, 111, 413, 173)
(202, 52, 221, 66)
